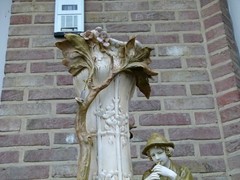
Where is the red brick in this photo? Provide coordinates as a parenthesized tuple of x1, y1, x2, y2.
(201, 2, 221, 18)
(156, 22, 201, 32)
(169, 127, 221, 140)
(7, 38, 29, 48)
(164, 97, 214, 110)
(225, 138, 240, 154)
(195, 111, 218, 125)
(52, 164, 77, 178)
(57, 75, 73, 86)
(200, 0, 213, 7)
(0, 103, 51, 116)
(150, 58, 181, 69)
(131, 129, 164, 142)
(0, 133, 49, 147)
(0, 119, 21, 132)
(217, 90, 240, 108)
(150, 0, 197, 10)
(105, 2, 149, 11)
(28, 88, 75, 100)
(0, 165, 49, 179)
(32, 36, 56, 47)
(56, 103, 77, 114)
(11, 3, 54, 13)
(132, 159, 154, 176)
(220, 104, 240, 122)
(110, 35, 129, 42)
(10, 15, 32, 25)
(223, 121, 240, 138)
(199, 142, 224, 156)
(183, 33, 203, 43)
(186, 57, 207, 68)
(209, 49, 231, 65)
(85, 2, 102, 12)
(131, 11, 175, 21)
(211, 62, 234, 79)
(30, 62, 67, 73)
(0, 151, 19, 164)
(6, 49, 54, 61)
(161, 70, 209, 82)
(139, 113, 191, 126)
(1, 90, 24, 101)
(32, 3, 55, 12)
(34, 14, 54, 24)
(3, 75, 54, 87)
(204, 13, 223, 30)
(173, 144, 194, 157)
(137, 34, 179, 44)
(9, 25, 53, 36)
(131, 145, 137, 158)
(207, 37, 228, 53)
(190, 83, 213, 95)
(132, 160, 154, 175)
(27, 117, 75, 130)
(54, 133, 78, 144)
(206, 24, 225, 41)
(146, 84, 186, 97)
(215, 76, 237, 93)
(158, 45, 205, 56)
(129, 114, 136, 128)
(129, 100, 161, 112)
(24, 147, 77, 162)
(178, 10, 199, 20)
(228, 154, 240, 170)
(4, 63, 27, 73)
(106, 24, 151, 33)
(86, 12, 129, 23)
(188, 45, 205, 55)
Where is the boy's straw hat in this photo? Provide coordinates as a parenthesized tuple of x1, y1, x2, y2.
(142, 133, 174, 156)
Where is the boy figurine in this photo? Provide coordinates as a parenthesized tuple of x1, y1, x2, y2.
(142, 133, 193, 180)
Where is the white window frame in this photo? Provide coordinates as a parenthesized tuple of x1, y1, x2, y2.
(228, 0, 240, 55)
(0, 0, 12, 98)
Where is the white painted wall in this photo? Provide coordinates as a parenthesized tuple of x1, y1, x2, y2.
(0, 0, 12, 98)
(228, 0, 240, 55)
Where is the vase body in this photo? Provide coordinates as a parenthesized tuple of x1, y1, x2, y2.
(73, 45, 135, 180)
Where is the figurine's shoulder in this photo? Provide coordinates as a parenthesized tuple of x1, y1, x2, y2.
(170, 161, 193, 180)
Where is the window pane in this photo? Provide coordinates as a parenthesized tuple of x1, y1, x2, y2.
(62, 5, 77, 11)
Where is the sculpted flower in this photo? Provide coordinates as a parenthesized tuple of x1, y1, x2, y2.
(80, 30, 94, 40)
(80, 27, 110, 47)
(97, 31, 110, 47)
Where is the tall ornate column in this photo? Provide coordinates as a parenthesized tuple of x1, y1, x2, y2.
(56, 27, 157, 180)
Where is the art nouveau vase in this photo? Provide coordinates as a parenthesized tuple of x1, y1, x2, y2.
(56, 27, 157, 180)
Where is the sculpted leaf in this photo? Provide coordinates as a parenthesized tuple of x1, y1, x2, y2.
(123, 62, 157, 99)
(122, 38, 158, 98)
(55, 33, 94, 77)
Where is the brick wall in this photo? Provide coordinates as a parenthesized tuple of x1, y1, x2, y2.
(0, 0, 239, 179)
(201, 1, 240, 179)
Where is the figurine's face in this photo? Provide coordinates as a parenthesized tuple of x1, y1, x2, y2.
(149, 146, 169, 166)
